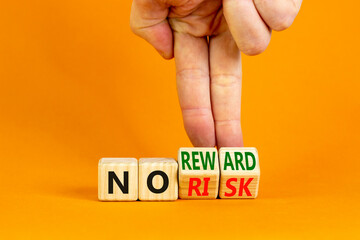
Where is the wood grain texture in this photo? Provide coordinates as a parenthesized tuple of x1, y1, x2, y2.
(178, 148, 219, 199)
(139, 158, 178, 201)
(218, 147, 260, 199)
(98, 158, 138, 201)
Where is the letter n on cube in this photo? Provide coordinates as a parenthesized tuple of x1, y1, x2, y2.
(98, 158, 138, 201)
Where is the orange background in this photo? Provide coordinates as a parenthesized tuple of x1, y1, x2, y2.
(0, 0, 359, 239)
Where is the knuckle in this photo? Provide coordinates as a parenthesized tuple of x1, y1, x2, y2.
(214, 119, 241, 127)
(271, 3, 299, 31)
(176, 68, 208, 80)
(181, 107, 213, 118)
(271, 13, 296, 31)
(129, 21, 138, 34)
(254, 0, 299, 31)
(211, 74, 241, 88)
(241, 38, 269, 56)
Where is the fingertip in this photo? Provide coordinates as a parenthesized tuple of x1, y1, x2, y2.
(145, 22, 174, 59)
(186, 124, 216, 147)
(215, 121, 244, 148)
(182, 108, 216, 147)
(157, 49, 174, 60)
(237, 34, 271, 56)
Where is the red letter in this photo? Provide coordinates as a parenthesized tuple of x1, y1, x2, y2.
(202, 177, 210, 196)
(225, 178, 237, 197)
(188, 178, 202, 196)
(239, 178, 253, 196)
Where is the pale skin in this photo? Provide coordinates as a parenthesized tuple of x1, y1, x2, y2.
(130, 0, 302, 147)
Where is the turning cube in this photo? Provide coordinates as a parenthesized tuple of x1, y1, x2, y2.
(219, 147, 260, 199)
(139, 158, 178, 201)
(98, 158, 138, 201)
(178, 148, 220, 199)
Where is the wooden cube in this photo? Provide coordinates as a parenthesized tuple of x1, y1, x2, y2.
(219, 147, 260, 199)
(98, 158, 138, 201)
(178, 148, 220, 199)
(139, 158, 178, 201)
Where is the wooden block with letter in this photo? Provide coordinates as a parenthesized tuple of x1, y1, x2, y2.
(219, 147, 260, 199)
(178, 147, 220, 199)
(139, 158, 178, 201)
(98, 158, 138, 201)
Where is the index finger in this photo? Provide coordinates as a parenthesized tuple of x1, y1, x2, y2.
(175, 32, 216, 147)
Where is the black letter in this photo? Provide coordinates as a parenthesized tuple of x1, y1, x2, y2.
(147, 171, 169, 194)
(108, 171, 129, 194)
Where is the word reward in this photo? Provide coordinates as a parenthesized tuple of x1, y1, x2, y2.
(98, 147, 260, 201)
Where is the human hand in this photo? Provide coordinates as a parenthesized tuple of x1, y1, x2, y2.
(130, 0, 302, 147)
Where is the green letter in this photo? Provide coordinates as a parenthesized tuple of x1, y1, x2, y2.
(234, 152, 245, 170)
(245, 152, 256, 170)
(200, 151, 216, 170)
(181, 151, 191, 170)
(192, 151, 200, 170)
(224, 152, 234, 170)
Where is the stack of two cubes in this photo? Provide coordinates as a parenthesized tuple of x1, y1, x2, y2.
(98, 147, 260, 201)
